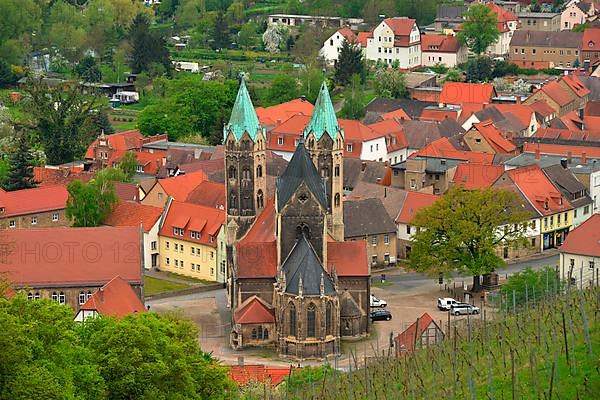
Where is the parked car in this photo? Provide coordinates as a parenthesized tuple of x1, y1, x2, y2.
(370, 309, 392, 321)
(370, 294, 387, 308)
(437, 297, 458, 311)
(449, 303, 480, 316)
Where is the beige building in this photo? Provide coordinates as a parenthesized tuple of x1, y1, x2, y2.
(518, 12, 561, 31)
(391, 157, 462, 194)
(509, 30, 583, 68)
(0, 186, 69, 229)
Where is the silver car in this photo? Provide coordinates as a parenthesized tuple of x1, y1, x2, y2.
(450, 303, 480, 316)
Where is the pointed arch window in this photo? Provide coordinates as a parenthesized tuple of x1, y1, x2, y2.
(307, 303, 316, 338)
(242, 168, 251, 180)
(228, 166, 237, 179)
(296, 223, 310, 239)
(334, 165, 340, 177)
(326, 301, 333, 336)
(256, 164, 263, 177)
(257, 190, 264, 209)
(289, 303, 297, 336)
(229, 192, 238, 210)
(321, 166, 330, 178)
(334, 193, 341, 207)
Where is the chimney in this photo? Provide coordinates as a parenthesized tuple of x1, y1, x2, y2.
(560, 158, 568, 168)
(568, 151, 572, 164)
(582, 151, 587, 164)
(276, 119, 282, 125)
(515, 96, 521, 105)
(361, 162, 367, 172)
(535, 147, 540, 160)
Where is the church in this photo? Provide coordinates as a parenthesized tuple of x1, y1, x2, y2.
(224, 78, 370, 359)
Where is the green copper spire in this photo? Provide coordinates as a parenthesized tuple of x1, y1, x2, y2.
(304, 81, 343, 141)
(224, 77, 261, 142)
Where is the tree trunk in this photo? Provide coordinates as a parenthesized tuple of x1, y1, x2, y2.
(472, 275, 482, 292)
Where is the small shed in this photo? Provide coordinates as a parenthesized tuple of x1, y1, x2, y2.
(394, 312, 444, 353)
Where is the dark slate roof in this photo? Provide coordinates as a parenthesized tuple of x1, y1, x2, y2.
(577, 2, 592, 13)
(343, 198, 397, 238)
(347, 181, 407, 222)
(399, 120, 457, 149)
(436, 5, 467, 21)
(276, 141, 327, 211)
(363, 99, 437, 124)
(510, 31, 582, 48)
(577, 76, 600, 101)
(542, 164, 593, 208)
(282, 235, 335, 296)
(439, 118, 466, 137)
(343, 159, 387, 189)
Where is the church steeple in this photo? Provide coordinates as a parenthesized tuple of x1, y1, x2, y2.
(304, 81, 343, 141)
(224, 77, 261, 142)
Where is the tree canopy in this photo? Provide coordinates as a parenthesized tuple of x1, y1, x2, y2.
(334, 39, 366, 86)
(408, 186, 531, 290)
(1, 133, 36, 191)
(374, 68, 408, 99)
(457, 5, 500, 55)
(0, 294, 234, 399)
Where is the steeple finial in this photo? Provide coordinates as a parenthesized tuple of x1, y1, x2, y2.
(224, 75, 260, 143)
(304, 80, 343, 141)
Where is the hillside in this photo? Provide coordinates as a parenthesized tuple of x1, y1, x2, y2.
(243, 287, 599, 399)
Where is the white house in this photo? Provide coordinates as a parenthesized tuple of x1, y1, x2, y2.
(559, 214, 599, 288)
(421, 34, 467, 67)
(364, 17, 421, 69)
(561, 1, 596, 30)
(173, 61, 200, 73)
(319, 27, 356, 63)
(74, 276, 146, 322)
(485, 3, 519, 56)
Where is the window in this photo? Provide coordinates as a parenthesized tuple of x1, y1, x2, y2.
(174, 243, 179, 252)
(277, 137, 284, 146)
(370, 145, 373, 152)
(228, 166, 237, 180)
(151, 241, 157, 250)
(210, 235, 214, 243)
(406, 225, 411, 235)
(521, 49, 525, 54)
(289, 303, 296, 336)
(384, 234, 389, 244)
(257, 190, 264, 209)
(558, 214, 561, 225)
(9, 220, 15, 228)
(31, 216, 37, 225)
(136, 165, 144, 173)
(372, 255, 378, 264)
(371, 236, 377, 245)
(59, 292, 65, 304)
(211, 267, 214, 275)
(211, 251, 214, 260)
(191, 247, 195, 255)
(256, 164, 263, 178)
(326, 302, 333, 336)
(334, 193, 340, 207)
(590, 261, 596, 269)
(27, 292, 33, 301)
(197, 247, 201, 256)
(158, 192, 163, 200)
(410, 179, 416, 189)
(329, 39, 333, 46)
(334, 165, 340, 177)
(165, 241, 170, 250)
(191, 263, 195, 271)
(584, 205, 590, 214)
(79, 292, 86, 305)
(191, 231, 196, 239)
(532, 49, 536, 55)
(175, 259, 179, 267)
(347, 144, 353, 152)
(52, 292, 58, 302)
(180, 261, 184, 269)
(514, 48, 518, 54)
(180, 244, 184, 252)
(166, 257, 170, 265)
(87, 291, 92, 300)
(550, 216, 553, 225)
(52, 213, 59, 222)
(531, 238, 536, 247)
(173, 227, 179, 236)
(307, 303, 316, 337)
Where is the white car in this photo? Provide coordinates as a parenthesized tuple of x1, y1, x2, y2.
(437, 297, 458, 311)
(370, 294, 387, 308)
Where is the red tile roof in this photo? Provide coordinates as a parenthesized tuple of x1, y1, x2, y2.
(237, 201, 278, 279)
(582, 28, 600, 52)
(0, 185, 68, 217)
(337, 27, 356, 41)
(229, 365, 292, 387)
(489, 104, 535, 127)
(369, 119, 408, 151)
(452, 163, 504, 190)
(535, 80, 574, 107)
(34, 166, 93, 187)
(472, 121, 517, 153)
(533, 127, 600, 142)
(582, 116, 600, 131)
(381, 108, 412, 121)
(506, 164, 573, 216)
(104, 201, 163, 233)
(327, 239, 369, 277)
(396, 192, 440, 223)
(256, 99, 314, 128)
(157, 170, 208, 201)
(133, 151, 167, 175)
(559, 214, 600, 257)
(458, 102, 486, 124)
(0, 226, 142, 287)
(440, 83, 496, 105)
(185, 180, 226, 210)
(234, 295, 275, 324)
(382, 18, 419, 46)
(562, 74, 590, 98)
(420, 108, 459, 122)
(80, 275, 145, 318)
(340, 119, 385, 142)
(411, 138, 496, 164)
(529, 100, 555, 118)
(160, 201, 224, 247)
(395, 313, 440, 353)
(357, 31, 372, 47)
(114, 181, 139, 202)
(84, 130, 144, 159)
(421, 34, 461, 53)
(522, 143, 600, 158)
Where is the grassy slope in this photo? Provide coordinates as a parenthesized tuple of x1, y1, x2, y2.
(269, 288, 600, 399)
(144, 276, 190, 296)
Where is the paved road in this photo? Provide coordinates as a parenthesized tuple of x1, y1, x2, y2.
(378, 254, 559, 292)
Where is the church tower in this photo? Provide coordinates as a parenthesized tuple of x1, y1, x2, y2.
(303, 81, 345, 241)
(224, 78, 267, 248)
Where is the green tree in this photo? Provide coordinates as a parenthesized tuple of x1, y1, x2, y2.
(530, 0, 542, 12)
(374, 68, 408, 98)
(87, 109, 115, 135)
(46, 0, 87, 62)
(25, 78, 99, 165)
(118, 151, 137, 181)
(339, 74, 365, 120)
(1, 133, 36, 191)
(499, 266, 562, 311)
(213, 11, 230, 49)
(444, 68, 463, 82)
(175, 0, 204, 30)
(457, 5, 500, 55)
(268, 74, 299, 104)
(128, 13, 172, 76)
(409, 186, 530, 291)
(0, 61, 17, 88)
(238, 22, 257, 50)
(0, 0, 42, 64)
(334, 39, 366, 85)
(226, 0, 245, 27)
(75, 55, 102, 82)
(466, 56, 494, 82)
(299, 66, 323, 103)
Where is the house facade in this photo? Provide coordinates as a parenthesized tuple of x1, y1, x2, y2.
(364, 18, 421, 69)
(396, 192, 440, 259)
(518, 12, 561, 31)
(319, 27, 356, 63)
(558, 214, 599, 288)
(0, 186, 69, 229)
(561, 2, 596, 30)
(421, 34, 467, 67)
(509, 31, 582, 68)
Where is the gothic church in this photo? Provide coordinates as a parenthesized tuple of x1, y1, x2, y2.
(224, 78, 370, 359)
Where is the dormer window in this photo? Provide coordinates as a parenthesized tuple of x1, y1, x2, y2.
(347, 144, 353, 152)
(277, 137, 284, 146)
(173, 227, 179, 236)
(99, 140, 106, 146)
(544, 200, 549, 210)
(589, 41, 595, 48)
(210, 235, 214, 243)
(191, 231, 196, 239)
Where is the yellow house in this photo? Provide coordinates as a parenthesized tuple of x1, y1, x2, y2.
(158, 199, 226, 282)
